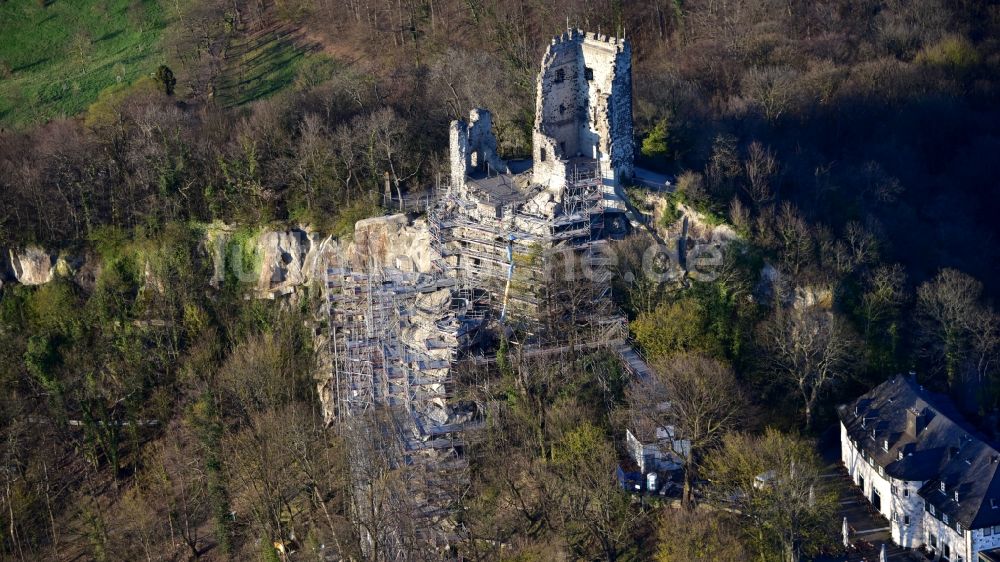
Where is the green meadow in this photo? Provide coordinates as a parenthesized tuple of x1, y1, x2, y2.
(0, 0, 166, 127)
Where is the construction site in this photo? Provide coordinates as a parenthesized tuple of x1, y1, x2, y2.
(324, 29, 653, 558)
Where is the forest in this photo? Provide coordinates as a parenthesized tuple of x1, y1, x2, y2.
(1, 0, 1000, 560)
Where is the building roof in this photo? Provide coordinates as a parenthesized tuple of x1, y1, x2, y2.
(839, 376, 1000, 529)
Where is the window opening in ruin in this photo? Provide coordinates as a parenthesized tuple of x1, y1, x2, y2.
(585, 67, 594, 81)
(560, 141, 566, 155)
(540, 148, 547, 162)
(559, 103, 566, 116)
(555, 68, 565, 83)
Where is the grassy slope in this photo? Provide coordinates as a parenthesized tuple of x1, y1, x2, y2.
(217, 21, 314, 108)
(0, 0, 166, 127)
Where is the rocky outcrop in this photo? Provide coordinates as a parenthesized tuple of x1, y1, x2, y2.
(756, 262, 833, 310)
(793, 285, 833, 310)
(9, 246, 55, 285)
(350, 214, 434, 273)
(1, 214, 437, 299)
(629, 191, 741, 282)
(255, 229, 312, 298)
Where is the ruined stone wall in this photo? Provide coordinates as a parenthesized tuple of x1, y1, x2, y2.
(449, 108, 507, 192)
(594, 37, 634, 185)
(532, 30, 633, 190)
(534, 34, 587, 160)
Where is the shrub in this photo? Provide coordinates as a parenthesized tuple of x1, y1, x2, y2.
(916, 36, 980, 74)
(641, 117, 670, 159)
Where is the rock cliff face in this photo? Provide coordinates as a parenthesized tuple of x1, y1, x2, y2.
(2, 215, 434, 296)
(9, 246, 55, 285)
(350, 214, 434, 273)
(254, 229, 318, 298)
(631, 190, 741, 281)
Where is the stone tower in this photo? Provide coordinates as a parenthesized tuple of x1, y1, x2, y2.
(531, 29, 634, 194)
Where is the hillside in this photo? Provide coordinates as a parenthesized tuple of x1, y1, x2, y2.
(0, 0, 167, 126)
(1, 1, 1000, 560)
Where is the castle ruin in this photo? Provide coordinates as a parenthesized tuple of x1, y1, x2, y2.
(325, 29, 643, 559)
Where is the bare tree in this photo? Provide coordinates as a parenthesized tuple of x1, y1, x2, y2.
(742, 66, 799, 122)
(859, 264, 908, 338)
(743, 141, 777, 207)
(627, 353, 745, 508)
(773, 202, 814, 277)
(703, 429, 836, 562)
(759, 306, 858, 430)
(916, 268, 1000, 389)
(655, 508, 745, 561)
(549, 421, 645, 561)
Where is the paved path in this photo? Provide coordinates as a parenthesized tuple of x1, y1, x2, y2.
(814, 425, 923, 562)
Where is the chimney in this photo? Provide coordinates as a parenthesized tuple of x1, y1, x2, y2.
(907, 408, 926, 437)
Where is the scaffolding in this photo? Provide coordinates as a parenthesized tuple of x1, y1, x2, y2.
(327, 262, 489, 558)
(327, 157, 639, 556)
(428, 159, 613, 330)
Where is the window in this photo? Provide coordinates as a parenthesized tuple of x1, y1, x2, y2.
(891, 484, 897, 496)
(943, 514, 949, 525)
(957, 522, 962, 534)
(898, 450, 904, 460)
(930, 504, 936, 515)
(555, 68, 565, 83)
(904, 488, 910, 497)
(941, 482, 947, 493)
(930, 534, 937, 548)
(878, 465, 884, 476)
(995, 525, 1000, 534)
(540, 148, 546, 162)
(904, 515, 910, 525)
(954, 490, 960, 503)
(558, 103, 565, 116)
(584, 67, 594, 81)
(884, 439, 890, 451)
(986, 526, 994, 536)
(944, 544, 950, 558)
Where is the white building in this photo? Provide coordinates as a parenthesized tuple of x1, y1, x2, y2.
(840, 376, 1000, 562)
(625, 426, 685, 474)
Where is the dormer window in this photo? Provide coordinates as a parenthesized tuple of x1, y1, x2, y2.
(883, 439, 889, 452)
(944, 514, 949, 525)
(940, 482, 946, 492)
(954, 490, 960, 503)
(862, 417, 867, 429)
(957, 522, 962, 533)
(898, 450, 904, 461)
